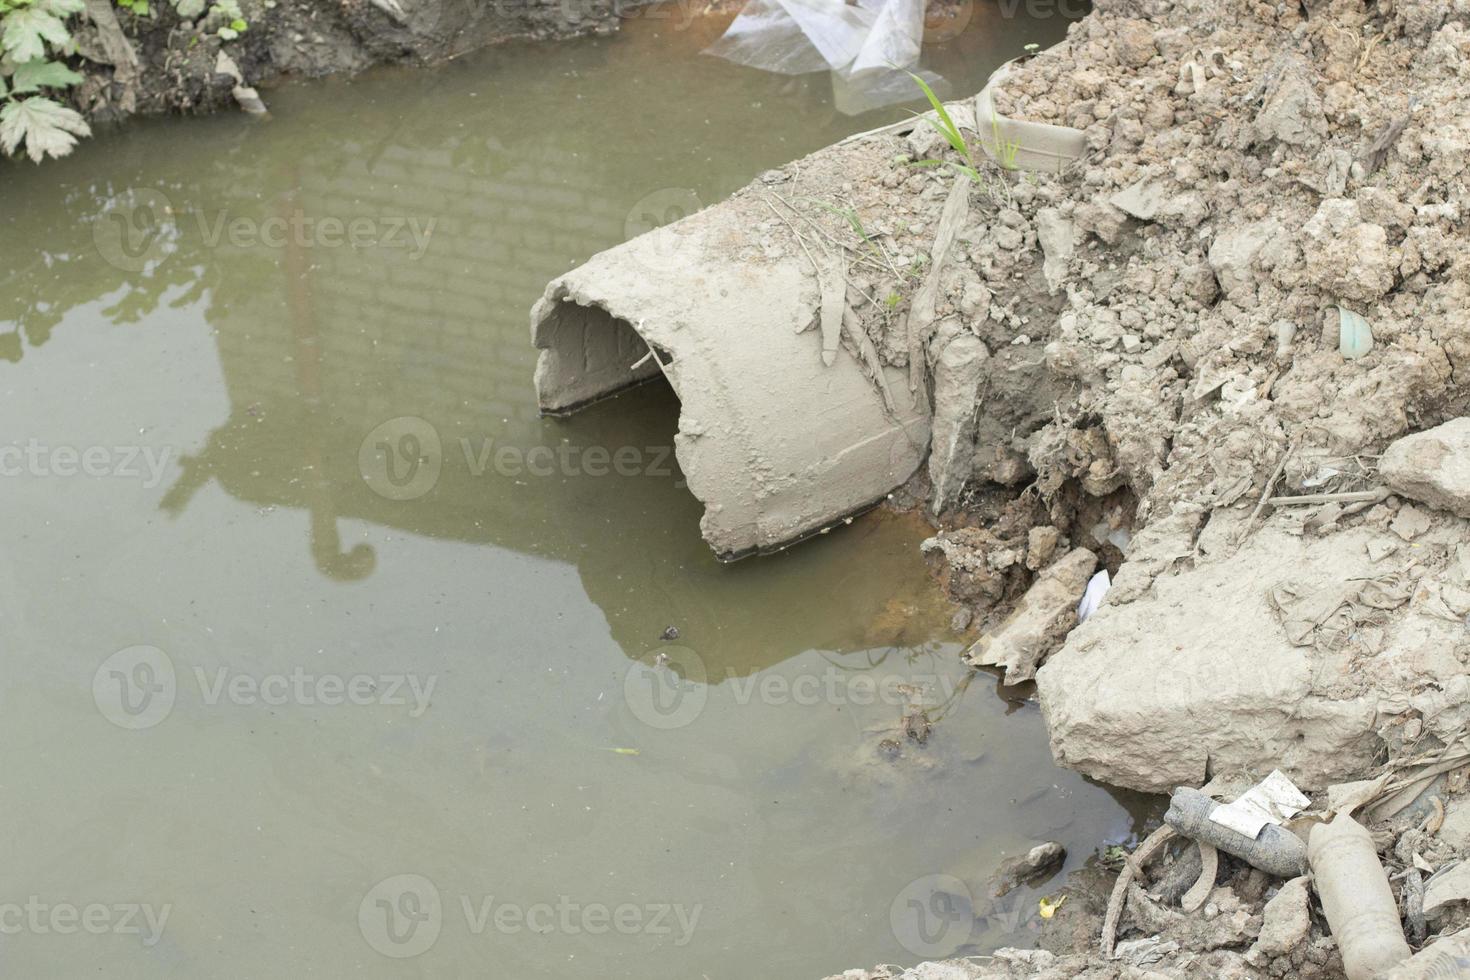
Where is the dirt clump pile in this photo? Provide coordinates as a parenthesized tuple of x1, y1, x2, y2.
(746, 0, 1470, 969)
(651, 0, 1468, 795)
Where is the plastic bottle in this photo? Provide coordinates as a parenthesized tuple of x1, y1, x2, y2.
(1164, 787, 1307, 878)
(1308, 813, 1411, 980)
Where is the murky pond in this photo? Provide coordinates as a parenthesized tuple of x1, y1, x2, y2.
(0, 4, 1147, 977)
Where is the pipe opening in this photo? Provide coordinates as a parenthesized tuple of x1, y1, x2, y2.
(534, 298, 671, 417)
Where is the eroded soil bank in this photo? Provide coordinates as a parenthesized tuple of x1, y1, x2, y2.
(64, 0, 627, 124)
(525, 0, 1470, 973)
(816, 0, 1470, 970)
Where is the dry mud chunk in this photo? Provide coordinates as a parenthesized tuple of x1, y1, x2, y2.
(1301, 199, 1394, 302)
(966, 547, 1097, 684)
(1249, 876, 1310, 958)
(1380, 418, 1470, 518)
(1113, 19, 1158, 67)
(1250, 56, 1328, 148)
(1035, 523, 1388, 793)
(1208, 220, 1284, 303)
(930, 329, 990, 512)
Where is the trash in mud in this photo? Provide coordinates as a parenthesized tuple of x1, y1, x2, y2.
(1309, 813, 1412, 979)
(704, 0, 944, 114)
(1207, 769, 1310, 839)
(972, 61, 1086, 172)
(965, 547, 1097, 685)
(901, 708, 932, 744)
(1338, 307, 1374, 360)
(1165, 786, 1308, 878)
(1075, 569, 1111, 623)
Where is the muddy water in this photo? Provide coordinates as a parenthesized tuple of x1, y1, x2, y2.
(0, 5, 1145, 978)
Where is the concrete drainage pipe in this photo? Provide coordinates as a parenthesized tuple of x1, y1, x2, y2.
(530, 212, 929, 560)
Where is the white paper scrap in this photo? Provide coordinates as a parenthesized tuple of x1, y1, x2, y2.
(1208, 770, 1311, 839)
(1077, 570, 1111, 623)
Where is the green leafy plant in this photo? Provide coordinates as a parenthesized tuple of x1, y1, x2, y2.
(202, 0, 246, 38)
(0, 0, 90, 162)
(0, 0, 258, 161)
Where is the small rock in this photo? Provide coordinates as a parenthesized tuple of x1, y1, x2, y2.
(660, 626, 680, 641)
(992, 447, 1035, 486)
(1251, 876, 1310, 957)
(1379, 419, 1470, 519)
(1440, 796, 1470, 851)
(993, 225, 1023, 252)
(1251, 55, 1328, 147)
(1074, 201, 1128, 244)
(1366, 539, 1399, 562)
(1035, 208, 1074, 295)
(990, 841, 1066, 897)
(1208, 218, 1282, 302)
(1110, 179, 1167, 221)
(1113, 19, 1157, 67)
(1026, 526, 1060, 570)
(1391, 504, 1433, 541)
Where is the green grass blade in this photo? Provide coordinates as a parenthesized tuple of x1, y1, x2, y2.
(906, 70, 967, 159)
(807, 198, 873, 247)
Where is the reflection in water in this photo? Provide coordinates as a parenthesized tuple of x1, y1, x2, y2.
(0, 6, 1146, 979)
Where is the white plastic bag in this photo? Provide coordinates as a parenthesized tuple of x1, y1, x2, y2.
(705, 0, 945, 115)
